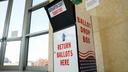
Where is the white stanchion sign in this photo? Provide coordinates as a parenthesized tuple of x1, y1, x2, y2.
(75, 0, 97, 71)
(54, 26, 79, 72)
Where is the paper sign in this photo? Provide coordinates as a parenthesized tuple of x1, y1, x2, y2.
(85, 0, 99, 10)
(48, 0, 67, 18)
(54, 26, 79, 72)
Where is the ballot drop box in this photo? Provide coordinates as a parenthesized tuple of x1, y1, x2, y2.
(45, 0, 97, 72)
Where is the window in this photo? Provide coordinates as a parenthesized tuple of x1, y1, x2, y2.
(0, 0, 49, 71)
(32, 0, 48, 6)
(25, 0, 49, 70)
(28, 3, 49, 67)
(30, 7, 49, 33)
(8, 0, 25, 38)
(28, 34, 48, 66)
(0, 1, 8, 38)
(4, 41, 21, 66)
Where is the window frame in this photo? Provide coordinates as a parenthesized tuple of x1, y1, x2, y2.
(25, 0, 49, 70)
(0, 0, 14, 69)
(0, 0, 49, 71)
(0, 0, 8, 39)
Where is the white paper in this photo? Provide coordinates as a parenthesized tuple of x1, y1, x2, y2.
(54, 26, 79, 72)
(85, 0, 99, 10)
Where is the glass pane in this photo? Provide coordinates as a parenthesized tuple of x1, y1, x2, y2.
(0, 1, 8, 38)
(8, 0, 25, 38)
(4, 41, 21, 66)
(28, 34, 48, 67)
(0, 42, 1, 50)
(32, 0, 48, 6)
(30, 8, 49, 33)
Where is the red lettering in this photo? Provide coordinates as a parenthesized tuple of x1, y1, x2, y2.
(77, 16, 91, 28)
(52, 7, 63, 16)
(60, 59, 69, 66)
(80, 26, 90, 35)
(57, 50, 73, 58)
(83, 36, 90, 44)
(57, 42, 71, 50)
(77, 16, 81, 23)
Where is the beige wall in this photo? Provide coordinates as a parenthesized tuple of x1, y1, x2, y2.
(89, 10, 105, 72)
(48, 0, 128, 72)
(82, 0, 128, 71)
(95, 0, 128, 72)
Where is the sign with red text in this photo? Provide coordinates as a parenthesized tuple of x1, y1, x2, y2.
(54, 26, 79, 72)
(75, 1, 97, 71)
(48, 0, 67, 18)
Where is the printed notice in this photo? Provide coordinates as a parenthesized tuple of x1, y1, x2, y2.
(48, 0, 67, 18)
(54, 26, 79, 72)
(85, 0, 99, 10)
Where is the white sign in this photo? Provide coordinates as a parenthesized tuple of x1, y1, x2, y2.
(48, 0, 67, 18)
(76, 16, 96, 59)
(54, 26, 79, 72)
(75, 2, 97, 71)
(85, 0, 99, 10)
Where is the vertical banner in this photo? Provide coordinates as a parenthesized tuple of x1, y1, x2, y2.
(54, 26, 79, 72)
(75, 1, 97, 72)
